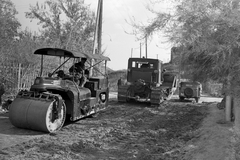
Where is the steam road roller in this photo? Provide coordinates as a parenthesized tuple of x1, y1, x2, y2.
(9, 48, 110, 133)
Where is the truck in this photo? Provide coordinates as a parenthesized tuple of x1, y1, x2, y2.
(179, 81, 202, 103)
(117, 57, 178, 106)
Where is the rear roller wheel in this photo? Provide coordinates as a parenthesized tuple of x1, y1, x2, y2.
(9, 95, 66, 133)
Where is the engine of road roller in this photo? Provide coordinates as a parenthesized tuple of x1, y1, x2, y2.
(9, 75, 109, 133)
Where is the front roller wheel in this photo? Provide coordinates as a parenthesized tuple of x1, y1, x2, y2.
(9, 96, 66, 133)
(46, 99, 66, 132)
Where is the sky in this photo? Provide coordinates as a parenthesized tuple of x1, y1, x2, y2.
(12, 0, 173, 70)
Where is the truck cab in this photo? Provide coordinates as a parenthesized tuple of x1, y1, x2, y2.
(127, 58, 162, 85)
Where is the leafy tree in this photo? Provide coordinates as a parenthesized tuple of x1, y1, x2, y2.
(0, 0, 20, 45)
(11, 30, 42, 65)
(135, 0, 240, 90)
(0, 0, 21, 59)
(25, 0, 96, 54)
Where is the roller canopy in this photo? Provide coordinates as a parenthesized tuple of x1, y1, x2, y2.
(34, 48, 110, 61)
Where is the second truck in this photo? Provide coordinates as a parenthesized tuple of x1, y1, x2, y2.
(117, 57, 178, 106)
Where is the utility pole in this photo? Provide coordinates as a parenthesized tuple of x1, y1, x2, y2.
(140, 43, 142, 58)
(145, 35, 148, 58)
(131, 48, 133, 57)
(90, 0, 103, 76)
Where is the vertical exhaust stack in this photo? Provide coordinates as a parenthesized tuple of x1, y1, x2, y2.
(90, 0, 103, 76)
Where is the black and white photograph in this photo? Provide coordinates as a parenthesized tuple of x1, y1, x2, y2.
(0, 0, 238, 159)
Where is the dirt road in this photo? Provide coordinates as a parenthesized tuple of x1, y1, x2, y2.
(1, 94, 232, 160)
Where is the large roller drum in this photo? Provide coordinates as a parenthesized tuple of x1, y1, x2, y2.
(9, 96, 66, 133)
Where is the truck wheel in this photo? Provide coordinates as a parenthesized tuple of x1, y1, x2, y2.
(150, 88, 164, 106)
(117, 85, 128, 102)
(126, 90, 132, 102)
(184, 88, 193, 97)
(195, 97, 200, 103)
(179, 96, 184, 101)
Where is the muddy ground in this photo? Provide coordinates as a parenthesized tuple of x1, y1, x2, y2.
(0, 95, 235, 160)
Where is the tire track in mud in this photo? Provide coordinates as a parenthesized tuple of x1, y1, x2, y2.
(0, 100, 208, 160)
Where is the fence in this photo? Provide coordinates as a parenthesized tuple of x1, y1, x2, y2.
(0, 63, 41, 95)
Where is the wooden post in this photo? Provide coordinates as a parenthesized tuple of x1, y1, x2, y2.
(145, 35, 148, 58)
(233, 96, 240, 134)
(40, 55, 43, 77)
(17, 63, 22, 91)
(225, 75, 232, 122)
(90, 0, 103, 77)
(225, 95, 232, 121)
